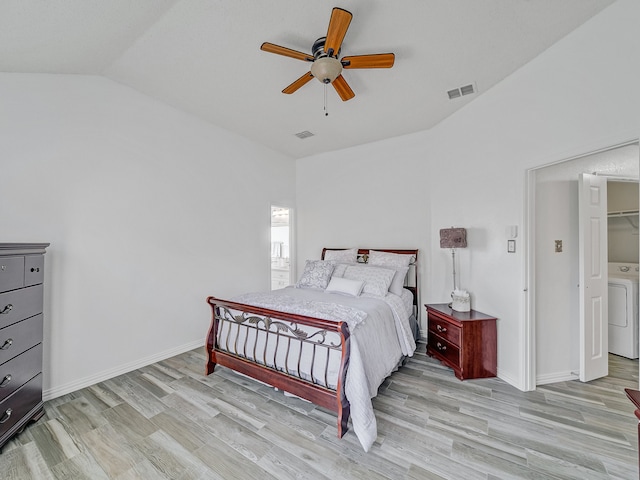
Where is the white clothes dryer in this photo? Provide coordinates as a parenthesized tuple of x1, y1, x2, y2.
(608, 262, 639, 359)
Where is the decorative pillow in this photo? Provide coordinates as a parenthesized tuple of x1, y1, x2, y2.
(368, 250, 414, 268)
(343, 265, 395, 297)
(324, 248, 358, 263)
(296, 260, 335, 290)
(325, 276, 365, 297)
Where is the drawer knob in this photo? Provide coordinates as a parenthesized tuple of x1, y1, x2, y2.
(436, 324, 447, 333)
(30, 267, 40, 273)
(0, 374, 11, 388)
(0, 304, 12, 315)
(0, 408, 12, 424)
(0, 338, 12, 350)
(436, 342, 447, 351)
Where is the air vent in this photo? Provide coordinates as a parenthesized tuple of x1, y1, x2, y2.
(447, 83, 476, 100)
(460, 84, 475, 96)
(295, 130, 315, 139)
(447, 88, 461, 100)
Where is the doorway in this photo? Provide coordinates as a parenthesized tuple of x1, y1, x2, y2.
(528, 142, 640, 387)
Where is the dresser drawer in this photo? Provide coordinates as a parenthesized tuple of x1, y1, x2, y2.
(0, 344, 42, 403)
(0, 284, 44, 329)
(0, 373, 42, 438)
(427, 333, 461, 369)
(0, 314, 43, 366)
(24, 255, 45, 287)
(428, 314, 461, 346)
(0, 257, 25, 293)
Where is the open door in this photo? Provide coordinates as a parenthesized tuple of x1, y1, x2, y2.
(578, 173, 608, 382)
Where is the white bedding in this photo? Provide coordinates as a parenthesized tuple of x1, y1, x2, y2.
(229, 286, 416, 451)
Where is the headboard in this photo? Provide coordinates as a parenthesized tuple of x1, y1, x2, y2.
(321, 248, 419, 308)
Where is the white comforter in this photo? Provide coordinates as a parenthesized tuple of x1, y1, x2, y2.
(232, 286, 416, 451)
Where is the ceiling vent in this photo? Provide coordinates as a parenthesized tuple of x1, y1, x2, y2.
(447, 83, 476, 100)
(295, 130, 315, 139)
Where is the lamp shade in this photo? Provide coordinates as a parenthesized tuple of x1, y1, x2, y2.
(440, 228, 467, 249)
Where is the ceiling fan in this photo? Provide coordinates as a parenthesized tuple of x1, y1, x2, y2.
(260, 7, 394, 102)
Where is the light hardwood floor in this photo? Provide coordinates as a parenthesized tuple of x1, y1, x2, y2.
(1, 347, 638, 479)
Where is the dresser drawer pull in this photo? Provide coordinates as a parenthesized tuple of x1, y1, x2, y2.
(0, 304, 12, 315)
(0, 408, 12, 424)
(436, 324, 447, 333)
(436, 342, 447, 351)
(0, 374, 12, 388)
(0, 339, 12, 350)
(30, 267, 40, 273)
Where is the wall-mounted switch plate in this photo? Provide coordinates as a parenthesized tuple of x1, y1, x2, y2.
(555, 240, 563, 253)
(508, 240, 516, 253)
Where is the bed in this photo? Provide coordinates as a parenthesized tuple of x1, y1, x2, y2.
(205, 248, 418, 451)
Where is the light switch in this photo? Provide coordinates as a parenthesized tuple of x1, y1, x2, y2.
(555, 240, 563, 253)
(507, 240, 516, 253)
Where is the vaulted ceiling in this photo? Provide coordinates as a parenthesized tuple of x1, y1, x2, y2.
(0, 0, 615, 158)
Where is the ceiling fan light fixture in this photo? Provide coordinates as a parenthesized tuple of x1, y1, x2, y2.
(310, 56, 342, 84)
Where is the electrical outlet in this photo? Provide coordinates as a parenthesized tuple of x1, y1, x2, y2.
(555, 240, 563, 253)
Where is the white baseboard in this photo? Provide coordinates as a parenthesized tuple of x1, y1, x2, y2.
(536, 370, 579, 385)
(43, 339, 204, 401)
(496, 368, 520, 390)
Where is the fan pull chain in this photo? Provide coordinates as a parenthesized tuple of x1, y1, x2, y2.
(324, 84, 329, 116)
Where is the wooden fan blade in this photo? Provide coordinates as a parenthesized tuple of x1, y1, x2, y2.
(342, 53, 395, 69)
(261, 42, 313, 62)
(324, 8, 352, 56)
(332, 75, 355, 101)
(282, 72, 315, 94)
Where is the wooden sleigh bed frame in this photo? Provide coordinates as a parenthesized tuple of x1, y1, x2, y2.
(205, 248, 418, 439)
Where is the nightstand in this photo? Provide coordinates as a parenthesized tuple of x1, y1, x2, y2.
(425, 303, 497, 380)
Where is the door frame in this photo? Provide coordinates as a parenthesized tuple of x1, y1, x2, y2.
(524, 139, 639, 391)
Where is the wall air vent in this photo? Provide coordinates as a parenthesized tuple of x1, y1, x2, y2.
(447, 83, 476, 100)
(295, 130, 314, 139)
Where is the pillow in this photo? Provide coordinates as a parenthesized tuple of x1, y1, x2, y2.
(368, 250, 414, 268)
(324, 248, 358, 263)
(325, 276, 365, 297)
(331, 262, 355, 278)
(296, 260, 335, 290)
(387, 266, 410, 296)
(343, 265, 395, 297)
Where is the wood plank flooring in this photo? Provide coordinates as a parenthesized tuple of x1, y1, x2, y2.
(1, 347, 638, 479)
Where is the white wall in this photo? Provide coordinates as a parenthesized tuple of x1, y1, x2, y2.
(297, 0, 640, 389)
(0, 74, 295, 398)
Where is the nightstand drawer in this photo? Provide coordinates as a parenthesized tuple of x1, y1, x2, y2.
(0, 284, 44, 329)
(0, 314, 43, 366)
(0, 257, 24, 293)
(428, 316, 461, 345)
(427, 333, 460, 368)
(0, 344, 42, 403)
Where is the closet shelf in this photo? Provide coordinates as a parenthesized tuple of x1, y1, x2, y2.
(608, 210, 639, 218)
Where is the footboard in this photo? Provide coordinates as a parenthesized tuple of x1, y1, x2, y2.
(205, 296, 351, 437)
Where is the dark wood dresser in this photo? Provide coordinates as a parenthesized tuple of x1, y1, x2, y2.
(425, 303, 497, 380)
(0, 243, 49, 449)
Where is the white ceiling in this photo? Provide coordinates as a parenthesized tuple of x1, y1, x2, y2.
(0, 0, 615, 159)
